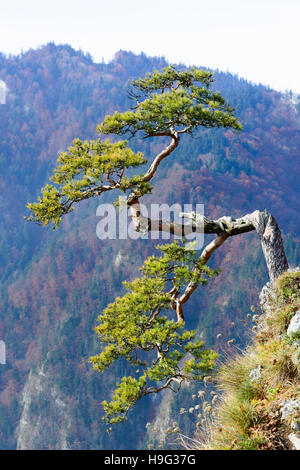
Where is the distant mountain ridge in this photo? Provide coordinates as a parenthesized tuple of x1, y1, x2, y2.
(0, 44, 299, 449)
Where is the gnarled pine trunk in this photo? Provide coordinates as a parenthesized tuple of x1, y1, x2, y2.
(130, 202, 289, 285)
(245, 210, 289, 283)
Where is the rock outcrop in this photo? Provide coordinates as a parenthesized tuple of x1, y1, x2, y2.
(197, 270, 300, 450)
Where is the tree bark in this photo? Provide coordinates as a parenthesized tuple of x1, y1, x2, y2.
(127, 134, 288, 293)
(242, 210, 289, 283)
(129, 203, 289, 285)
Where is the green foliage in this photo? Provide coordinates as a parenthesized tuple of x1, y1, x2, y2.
(98, 66, 242, 138)
(90, 241, 219, 424)
(27, 65, 242, 228)
(101, 376, 148, 425)
(275, 271, 300, 302)
(26, 63, 240, 429)
(27, 139, 147, 227)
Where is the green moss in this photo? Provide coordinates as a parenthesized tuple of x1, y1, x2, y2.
(275, 271, 300, 300)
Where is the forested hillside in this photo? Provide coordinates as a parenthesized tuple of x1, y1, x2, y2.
(0, 43, 299, 449)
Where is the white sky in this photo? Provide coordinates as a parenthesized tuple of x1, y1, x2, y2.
(0, 0, 299, 93)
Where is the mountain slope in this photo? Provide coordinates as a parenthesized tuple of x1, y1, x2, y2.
(0, 44, 299, 449)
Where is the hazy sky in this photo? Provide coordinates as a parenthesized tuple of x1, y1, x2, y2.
(0, 0, 299, 93)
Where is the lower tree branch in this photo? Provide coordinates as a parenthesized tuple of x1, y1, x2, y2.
(128, 192, 289, 323)
(129, 202, 289, 285)
(175, 234, 229, 321)
(142, 375, 184, 397)
(200, 233, 229, 264)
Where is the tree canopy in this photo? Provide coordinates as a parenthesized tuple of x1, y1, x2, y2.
(27, 65, 248, 425)
(27, 66, 242, 228)
(90, 241, 218, 424)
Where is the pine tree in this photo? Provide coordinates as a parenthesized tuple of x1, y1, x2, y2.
(27, 66, 288, 424)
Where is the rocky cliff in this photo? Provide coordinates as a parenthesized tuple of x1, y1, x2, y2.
(196, 270, 300, 450)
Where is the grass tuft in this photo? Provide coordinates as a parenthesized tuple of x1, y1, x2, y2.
(196, 271, 300, 450)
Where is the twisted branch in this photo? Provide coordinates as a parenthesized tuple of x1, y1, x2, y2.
(125, 131, 288, 322)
